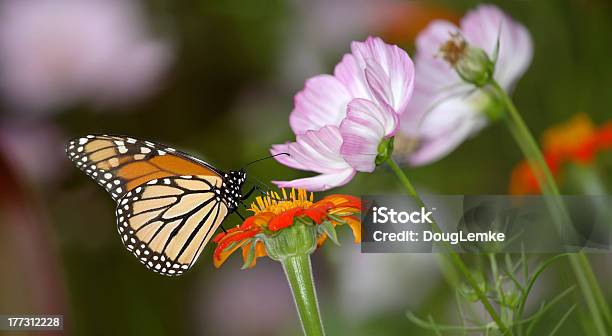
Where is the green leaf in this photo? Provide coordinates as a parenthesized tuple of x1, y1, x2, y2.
(454, 289, 468, 336)
(548, 305, 576, 336)
(525, 285, 576, 335)
(320, 221, 340, 245)
(406, 311, 492, 332)
(428, 315, 443, 336)
(457, 282, 479, 302)
(517, 253, 570, 323)
(223, 241, 239, 253)
(327, 213, 347, 225)
(241, 240, 258, 269)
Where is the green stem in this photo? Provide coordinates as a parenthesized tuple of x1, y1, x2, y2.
(387, 158, 509, 334)
(490, 81, 611, 334)
(565, 164, 612, 328)
(566, 164, 609, 195)
(281, 254, 325, 336)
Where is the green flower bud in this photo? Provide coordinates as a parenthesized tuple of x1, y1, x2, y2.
(439, 33, 495, 87)
(375, 136, 395, 166)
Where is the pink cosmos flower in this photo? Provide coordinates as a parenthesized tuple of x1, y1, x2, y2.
(271, 37, 415, 191)
(0, 0, 173, 115)
(399, 4, 533, 165)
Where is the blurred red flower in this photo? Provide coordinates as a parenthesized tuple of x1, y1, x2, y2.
(510, 114, 612, 194)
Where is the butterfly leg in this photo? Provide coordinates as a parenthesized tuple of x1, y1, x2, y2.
(234, 210, 246, 222)
(241, 186, 256, 200)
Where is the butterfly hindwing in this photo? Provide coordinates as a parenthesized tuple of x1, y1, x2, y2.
(116, 175, 230, 276)
(65, 134, 222, 200)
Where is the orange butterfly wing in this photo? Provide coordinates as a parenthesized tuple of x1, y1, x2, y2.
(65, 134, 222, 200)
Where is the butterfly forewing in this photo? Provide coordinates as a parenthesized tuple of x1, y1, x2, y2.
(65, 134, 221, 200)
(117, 175, 229, 276)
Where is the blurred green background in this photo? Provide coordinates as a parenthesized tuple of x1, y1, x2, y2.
(0, 0, 611, 335)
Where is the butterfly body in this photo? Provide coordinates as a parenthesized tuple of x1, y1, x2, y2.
(66, 134, 246, 276)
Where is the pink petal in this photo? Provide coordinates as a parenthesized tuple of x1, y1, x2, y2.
(334, 37, 414, 114)
(414, 20, 463, 92)
(339, 98, 398, 172)
(334, 53, 371, 100)
(404, 20, 472, 136)
(357, 37, 414, 113)
(289, 74, 352, 134)
(461, 4, 533, 90)
(271, 125, 351, 174)
(364, 59, 394, 112)
(407, 96, 486, 166)
(272, 169, 356, 192)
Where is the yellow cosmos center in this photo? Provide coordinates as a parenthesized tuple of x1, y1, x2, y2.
(249, 188, 314, 215)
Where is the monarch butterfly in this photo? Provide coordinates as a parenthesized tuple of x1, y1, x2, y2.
(65, 134, 279, 276)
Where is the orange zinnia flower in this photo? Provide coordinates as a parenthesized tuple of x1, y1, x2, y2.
(213, 189, 361, 268)
(510, 114, 611, 194)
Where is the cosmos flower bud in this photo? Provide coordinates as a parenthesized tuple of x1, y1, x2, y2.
(438, 33, 495, 87)
(375, 137, 395, 165)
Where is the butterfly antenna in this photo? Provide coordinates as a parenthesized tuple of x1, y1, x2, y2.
(241, 152, 289, 169)
(248, 177, 285, 202)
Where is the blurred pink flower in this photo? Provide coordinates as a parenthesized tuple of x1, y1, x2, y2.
(0, 0, 173, 114)
(0, 122, 67, 183)
(399, 4, 533, 165)
(272, 37, 414, 191)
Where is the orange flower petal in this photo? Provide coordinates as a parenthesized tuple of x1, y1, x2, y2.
(240, 212, 276, 230)
(319, 195, 361, 210)
(268, 208, 303, 231)
(342, 216, 362, 243)
(329, 206, 360, 217)
(542, 113, 596, 161)
(317, 234, 328, 247)
(509, 114, 612, 195)
(213, 230, 259, 265)
(597, 123, 612, 150)
(304, 203, 332, 223)
(509, 161, 541, 195)
(213, 237, 252, 268)
(573, 138, 598, 164)
(241, 241, 268, 268)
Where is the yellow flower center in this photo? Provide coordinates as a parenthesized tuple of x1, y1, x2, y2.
(249, 188, 314, 215)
